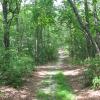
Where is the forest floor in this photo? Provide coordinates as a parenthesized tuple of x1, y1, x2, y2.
(0, 49, 100, 100)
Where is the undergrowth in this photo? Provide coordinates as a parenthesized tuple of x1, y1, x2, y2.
(84, 56, 100, 89)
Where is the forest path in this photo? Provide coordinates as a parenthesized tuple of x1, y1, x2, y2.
(26, 49, 100, 100)
(25, 49, 70, 100)
(24, 49, 100, 100)
(0, 49, 100, 100)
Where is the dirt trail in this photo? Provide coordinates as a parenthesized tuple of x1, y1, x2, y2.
(0, 49, 100, 100)
(59, 50, 100, 100)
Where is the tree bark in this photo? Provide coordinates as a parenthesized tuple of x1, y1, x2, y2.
(2, 0, 10, 68)
(2, 0, 10, 49)
(67, 0, 100, 56)
(93, 1, 100, 50)
(84, 0, 95, 56)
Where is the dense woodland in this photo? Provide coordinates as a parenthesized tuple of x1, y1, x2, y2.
(0, 0, 100, 99)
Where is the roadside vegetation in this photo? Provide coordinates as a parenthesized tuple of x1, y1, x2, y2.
(0, 0, 100, 98)
(37, 72, 75, 100)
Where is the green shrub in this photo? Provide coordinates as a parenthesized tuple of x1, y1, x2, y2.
(0, 48, 34, 88)
(36, 44, 58, 65)
(54, 72, 75, 100)
(92, 76, 100, 89)
(45, 45, 58, 61)
(84, 56, 100, 89)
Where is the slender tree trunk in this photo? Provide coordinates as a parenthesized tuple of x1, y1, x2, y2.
(2, 0, 10, 68)
(16, 1, 21, 52)
(93, 1, 100, 50)
(3, 0, 9, 49)
(67, 0, 100, 56)
(84, 0, 95, 56)
(35, 25, 43, 64)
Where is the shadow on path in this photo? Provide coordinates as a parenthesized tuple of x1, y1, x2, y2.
(0, 49, 100, 100)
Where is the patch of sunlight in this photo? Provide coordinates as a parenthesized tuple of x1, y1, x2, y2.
(42, 80, 51, 84)
(41, 88, 52, 94)
(37, 71, 75, 100)
(41, 80, 52, 86)
(77, 89, 100, 99)
(41, 78, 57, 93)
(38, 70, 60, 76)
(63, 68, 83, 76)
(87, 90, 100, 97)
(54, 0, 63, 6)
(38, 65, 55, 69)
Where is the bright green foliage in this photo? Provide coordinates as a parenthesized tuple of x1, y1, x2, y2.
(31, 0, 58, 64)
(0, 0, 100, 89)
(84, 56, 100, 88)
(0, 48, 34, 87)
(53, 72, 75, 100)
(93, 76, 100, 89)
(0, 0, 60, 87)
(59, 0, 100, 88)
(60, 0, 100, 59)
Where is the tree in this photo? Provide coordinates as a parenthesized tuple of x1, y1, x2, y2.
(1, 0, 22, 67)
(67, 0, 100, 56)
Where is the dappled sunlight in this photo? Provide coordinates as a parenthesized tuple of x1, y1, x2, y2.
(77, 89, 100, 100)
(0, 0, 99, 99)
(40, 83, 57, 94)
(0, 48, 99, 100)
(58, 49, 69, 59)
(37, 72, 75, 100)
(63, 68, 84, 76)
(37, 70, 58, 76)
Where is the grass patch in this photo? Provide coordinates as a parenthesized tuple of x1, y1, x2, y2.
(0, 92, 5, 97)
(53, 72, 75, 100)
(41, 80, 52, 86)
(37, 72, 75, 100)
(37, 91, 52, 100)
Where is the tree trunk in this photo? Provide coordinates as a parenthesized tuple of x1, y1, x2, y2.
(2, 0, 10, 49)
(84, 0, 95, 56)
(93, 1, 100, 50)
(2, 0, 10, 68)
(35, 25, 43, 64)
(68, 0, 100, 56)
